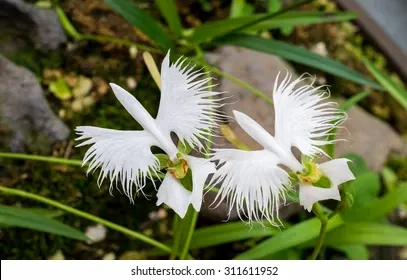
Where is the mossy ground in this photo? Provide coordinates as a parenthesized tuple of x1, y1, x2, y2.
(1, 0, 406, 260)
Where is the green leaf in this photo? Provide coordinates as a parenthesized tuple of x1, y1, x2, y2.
(0, 208, 64, 229)
(261, 249, 302, 260)
(216, 34, 381, 89)
(363, 58, 407, 110)
(190, 0, 312, 44)
(341, 171, 380, 221)
(341, 91, 370, 112)
(268, 0, 282, 13)
(22, 208, 64, 219)
(234, 215, 343, 260)
(230, 0, 254, 18)
(0, 205, 89, 241)
(346, 182, 407, 222)
(105, 0, 173, 50)
(190, 17, 258, 43)
(246, 11, 359, 32)
(190, 221, 279, 249)
(49, 78, 72, 100)
(155, 0, 182, 37)
(381, 167, 398, 192)
(343, 153, 369, 176)
(330, 244, 369, 260)
(325, 223, 407, 246)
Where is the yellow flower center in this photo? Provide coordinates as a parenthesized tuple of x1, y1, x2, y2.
(167, 154, 189, 179)
(296, 159, 331, 188)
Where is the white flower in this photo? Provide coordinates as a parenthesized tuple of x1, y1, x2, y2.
(76, 51, 222, 218)
(210, 72, 355, 225)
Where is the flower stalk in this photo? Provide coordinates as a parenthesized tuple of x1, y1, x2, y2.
(309, 202, 328, 260)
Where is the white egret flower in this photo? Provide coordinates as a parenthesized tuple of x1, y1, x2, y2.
(210, 72, 355, 225)
(76, 51, 222, 218)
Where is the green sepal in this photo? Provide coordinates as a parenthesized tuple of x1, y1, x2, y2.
(288, 171, 299, 186)
(177, 141, 194, 155)
(180, 169, 193, 192)
(300, 154, 313, 174)
(154, 153, 170, 170)
(312, 175, 331, 189)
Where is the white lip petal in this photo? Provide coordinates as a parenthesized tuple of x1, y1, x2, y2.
(319, 158, 355, 186)
(156, 172, 191, 218)
(210, 148, 291, 225)
(75, 126, 160, 202)
(299, 182, 341, 212)
(273, 71, 346, 157)
(187, 156, 216, 212)
(156, 51, 224, 150)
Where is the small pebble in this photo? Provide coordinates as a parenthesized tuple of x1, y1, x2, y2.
(48, 250, 65, 260)
(103, 252, 116, 260)
(126, 77, 137, 89)
(85, 224, 107, 244)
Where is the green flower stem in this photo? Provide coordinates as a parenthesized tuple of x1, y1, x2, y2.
(0, 185, 172, 254)
(169, 215, 181, 260)
(175, 47, 212, 260)
(179, 208, 198, 259)
(309, 202, 328, 260)
(0, 152, 82, 166)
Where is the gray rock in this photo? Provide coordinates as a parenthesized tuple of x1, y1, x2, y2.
(0, 55, 69, 152)
(335, 104, 406, 171)
(0, 0, 66, 51)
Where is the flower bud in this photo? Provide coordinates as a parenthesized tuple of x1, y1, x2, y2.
(343, 191, 354, 209)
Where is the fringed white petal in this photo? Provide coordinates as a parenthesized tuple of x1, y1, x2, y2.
(273, 72, 346, 157)
(187, 156, 216, 212)
(299, 158, 355, 211)
(156, 51, 224, 150)
(156, 173, 191, 218)
(76, 127, 160, 202)
(299, 183, 340, 212)
(210, 149, 291, 225)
